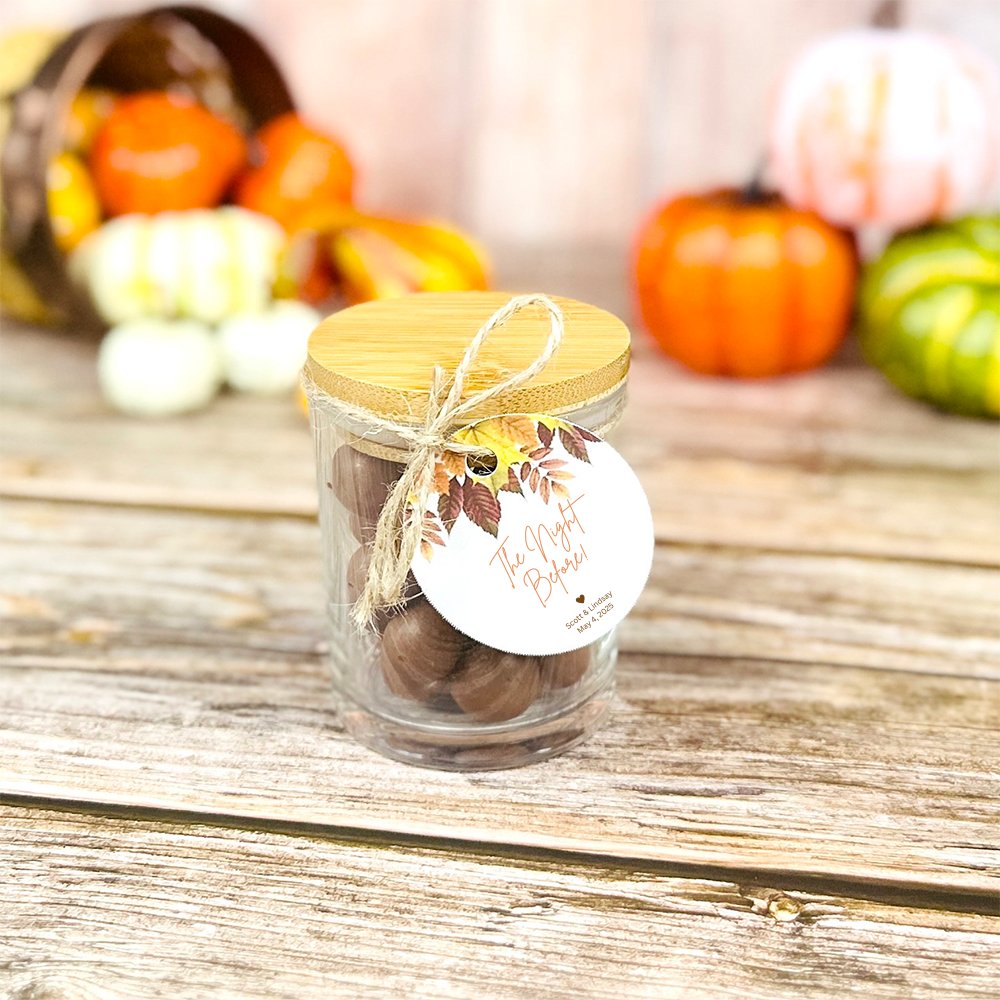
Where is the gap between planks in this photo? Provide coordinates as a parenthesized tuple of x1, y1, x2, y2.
(1, 484, 996, 574)
(2, 793, 997, 921)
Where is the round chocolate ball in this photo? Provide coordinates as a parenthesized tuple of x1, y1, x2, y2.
(538, 646, 591, 690)
(379, 599, 465, 702)
(330, 445, 402, 537)
(345, 547, 420, 609)
(449, 645, 541, 722)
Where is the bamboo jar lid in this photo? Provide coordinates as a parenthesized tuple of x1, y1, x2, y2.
(305, 291, 630, 424)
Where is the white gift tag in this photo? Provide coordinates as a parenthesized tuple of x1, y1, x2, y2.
(411, 414, 654, 656)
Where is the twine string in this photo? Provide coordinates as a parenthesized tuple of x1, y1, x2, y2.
(339, 293, 566, 629)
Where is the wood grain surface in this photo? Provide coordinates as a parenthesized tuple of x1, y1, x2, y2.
(2, 245, 999, 995)
(3, 308, 998, 566)
(2, 492, 998, 895)
(305, 292, 629, 418)
(2, 806, 999, 1000)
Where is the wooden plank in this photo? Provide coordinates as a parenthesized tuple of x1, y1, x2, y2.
(2, 309, 997, 566)
(2, 806, 999, 1000)
(1, 501, 997, 894)
(2, 497, 998, 678)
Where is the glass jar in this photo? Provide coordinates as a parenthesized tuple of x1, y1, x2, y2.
(304, 291, 631, 770)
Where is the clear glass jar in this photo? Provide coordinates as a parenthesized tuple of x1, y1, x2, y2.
(304, 292, 630, 770)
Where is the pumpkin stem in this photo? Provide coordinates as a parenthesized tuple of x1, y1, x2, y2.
(742, 156, 769, 204)
(871, 0, 901, 29)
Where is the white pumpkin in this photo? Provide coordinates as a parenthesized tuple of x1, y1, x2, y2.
(73, 207, 285, 325)
(98, 318, 221, 417)
(217, 300, 321, 395)
(769, 29, 1000, 228)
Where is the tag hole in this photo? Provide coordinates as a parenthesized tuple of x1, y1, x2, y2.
(466, 452, 498, 477)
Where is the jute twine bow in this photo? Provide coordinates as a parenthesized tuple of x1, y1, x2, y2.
(341, 293, 566, 630)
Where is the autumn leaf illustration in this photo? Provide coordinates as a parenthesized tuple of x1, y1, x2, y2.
(432, 462, 451, 495)
(439, 476, 464, 533)
(558, 425, 591, 463)
(493, 415, 540, 449)
(500, 466, 523, 494)
(440, 450, 467, 476)
(425, 417, 601, 545)
(420, 509, 447, 561)
(454, 416, 539, 496)
(462, 481, 501, 537)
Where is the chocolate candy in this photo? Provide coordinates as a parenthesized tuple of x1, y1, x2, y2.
(346, 546, 420, 608)
(539, 647, 591, 689)
(329, 444, 402, 539)
(380, 599, 466, 701)
(449, 645, 541, 722)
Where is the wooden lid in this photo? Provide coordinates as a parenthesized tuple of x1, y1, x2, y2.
(305, 291, 630, 423)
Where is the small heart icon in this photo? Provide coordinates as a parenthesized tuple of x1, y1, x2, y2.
(576, 594, 585, 603)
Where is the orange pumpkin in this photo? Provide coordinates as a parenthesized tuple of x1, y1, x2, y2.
(234, 112, 354, 230)
(634, 188, 857, 377)
(89, 92, 247, 216)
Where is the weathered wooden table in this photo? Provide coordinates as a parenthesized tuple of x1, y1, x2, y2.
(2, 253, 998, 998)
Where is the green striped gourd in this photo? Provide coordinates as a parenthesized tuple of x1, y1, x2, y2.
(859, 216, 1000, 418)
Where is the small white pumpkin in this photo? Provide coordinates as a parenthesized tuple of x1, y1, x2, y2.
(217, 300, 321, 395)
(98, 318, 221, 417)
(73, 207, 285, 325)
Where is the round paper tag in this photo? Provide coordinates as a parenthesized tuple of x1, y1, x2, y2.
(411, 414, 654, 655)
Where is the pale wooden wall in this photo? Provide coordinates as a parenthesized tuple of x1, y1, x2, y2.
(4, 0, 1000, 249)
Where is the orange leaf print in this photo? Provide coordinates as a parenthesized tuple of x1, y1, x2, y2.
(432, 462, 451, 495)
(489, 415, 540, 450)
(440, 450, 467, 476)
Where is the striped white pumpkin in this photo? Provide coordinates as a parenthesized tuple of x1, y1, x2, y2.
(769, 29, 1000, 229)
(71, 207, 285, 325)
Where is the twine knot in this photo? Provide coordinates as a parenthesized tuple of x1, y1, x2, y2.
(351, 293, 565, 629)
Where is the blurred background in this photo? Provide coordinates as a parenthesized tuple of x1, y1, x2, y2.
(2, 0, 999, 416)
(3, 0, 997, 255)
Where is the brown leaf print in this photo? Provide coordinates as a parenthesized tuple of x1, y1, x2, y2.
(500, 466, 523, 494)
(539, 477, 551, 504)
(576, 426, 601, 443)
(520, 462, 531, 482)
(462, 481, 501, 537)
(540, 458, 565, 469)
(440, 476, 464, 533)
(537, 423, 554, 448)
(552, 481, 570, 499)
(559, 425, 591, 463)
(528, 467, 541, 493)
(419, 510, 446, 561)
(529, 447, 551, 460)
